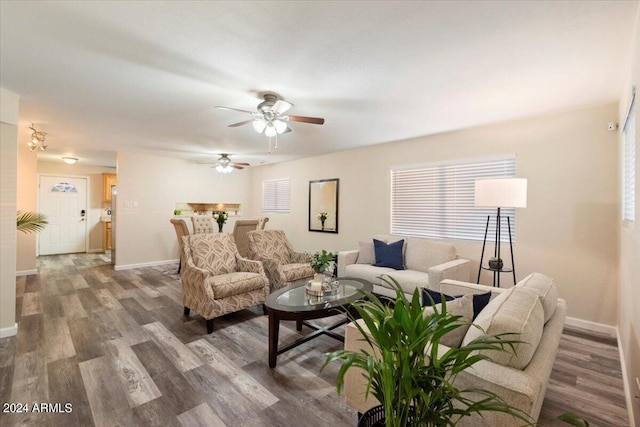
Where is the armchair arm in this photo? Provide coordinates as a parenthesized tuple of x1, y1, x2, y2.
(181, 257, 215, 302)
(337, 250, 359, 277)
(256, 257, 287, 293)
(290, 251, 311, 264)
(427, 258, 470, 289)
(236, 256, 265, 275)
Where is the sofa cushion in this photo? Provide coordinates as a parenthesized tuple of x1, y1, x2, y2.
(462, 287, 544, 370)
(205, 272, 264, 298)
(404, 238, 456, 273)
(344, 264, 395, 286)
(516, 272, 557, 323)
(422, 289, 491, 320)
(356, 241, 375, 264)
(379, 270, 430, 295)
(373, 239, 405, 270)
(422, 294, 473, 348)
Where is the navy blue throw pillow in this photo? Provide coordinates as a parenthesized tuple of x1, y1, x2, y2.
(373, 239, 405, 270)
(421, 288, 491, 320)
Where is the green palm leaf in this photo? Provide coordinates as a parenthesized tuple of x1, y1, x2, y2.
(16, 211, 48, 233)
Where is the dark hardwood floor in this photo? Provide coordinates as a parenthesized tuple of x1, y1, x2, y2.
(0, 253, 629, 426)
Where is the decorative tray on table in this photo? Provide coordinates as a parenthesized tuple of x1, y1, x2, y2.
(305, 279, 340, 297)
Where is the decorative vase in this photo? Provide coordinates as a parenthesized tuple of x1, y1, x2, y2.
(488, 260, 503, 270)
(218, 223, 223, 233)
(321, 219, 325, 230)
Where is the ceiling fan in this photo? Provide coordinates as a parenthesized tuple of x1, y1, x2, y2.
(204, 154, 250, 174)
(216, 93, 325, 151)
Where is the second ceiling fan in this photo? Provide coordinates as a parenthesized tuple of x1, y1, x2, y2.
(216, 93, 325, 146)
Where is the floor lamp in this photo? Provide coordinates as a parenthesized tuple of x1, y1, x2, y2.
(474, 178, 527, 287)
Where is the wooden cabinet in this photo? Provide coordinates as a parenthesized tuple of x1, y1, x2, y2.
(104, 222, 112, 251)
(103, 173, 117, 201)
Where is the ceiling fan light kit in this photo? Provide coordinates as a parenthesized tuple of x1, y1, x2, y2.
(28, 124, 48, 152)
(216, 93, 325, 152)
(207, 154, 250, 174)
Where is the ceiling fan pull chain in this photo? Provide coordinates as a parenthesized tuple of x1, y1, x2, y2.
(275, 132, 278, 150)
(268, 136, 272, 153)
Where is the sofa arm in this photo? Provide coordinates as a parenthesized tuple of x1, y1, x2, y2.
(257, 257, 287, 292)
(437, 279, 506, 296)
(236, 256, 266, 275)
(181, 259, 215, 301)
(338, 250, 359, 277)
(428, 258, 470, 289)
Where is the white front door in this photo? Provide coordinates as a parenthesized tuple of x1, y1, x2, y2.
(39, 176, 88, 255)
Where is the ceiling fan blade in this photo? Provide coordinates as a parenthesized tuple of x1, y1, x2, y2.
(232, 162, 250, 166)
(271, 100, 293, 115)
(215, 106, 255, 114)
(287, 115, 325, 125)
(283, 127, 293, 134)
(231, 164, 244, 170)
(228, 119, 253, 128)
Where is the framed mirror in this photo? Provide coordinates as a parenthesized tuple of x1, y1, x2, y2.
(309, 178, 339, 233)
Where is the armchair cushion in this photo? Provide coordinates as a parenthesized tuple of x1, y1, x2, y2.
(187, 234, 237, 275)
(205, 272, 267, 299)
(281, 263, 315, 283)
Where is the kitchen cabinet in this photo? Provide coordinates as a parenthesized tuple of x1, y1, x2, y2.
(104, 222, 112, 251)
(103, 173, 117, 202)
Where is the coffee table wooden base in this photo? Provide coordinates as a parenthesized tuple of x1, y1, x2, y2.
(267, 308, 351, 368)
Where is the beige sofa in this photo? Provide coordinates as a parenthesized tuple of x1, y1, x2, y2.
(343, 273, 567, 426)
(337, 235, 470, 297)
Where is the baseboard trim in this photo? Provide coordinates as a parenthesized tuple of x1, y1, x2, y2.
(16, 269, 38, 277)
(0, 323, 18, 338)
(88, 249, 104, 254)
(114, 259, 178, 271)
(617, 328, 637, 427)
(564, 316, 617, 337)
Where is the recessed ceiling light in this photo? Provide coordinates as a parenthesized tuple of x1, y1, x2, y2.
(62, 157, 78, 164)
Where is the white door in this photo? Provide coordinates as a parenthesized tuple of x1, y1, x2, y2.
(39, 176, 88, 255)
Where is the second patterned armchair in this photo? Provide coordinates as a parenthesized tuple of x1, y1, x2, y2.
(181, 233, 269, 333)
(247, 229, 314, 292)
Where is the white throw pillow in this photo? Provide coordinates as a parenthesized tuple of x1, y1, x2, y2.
(422, 294, 473, 348)
(462, 287, 544, 370)
(516, 272, 558, 323)
(356, 241, 375, 264)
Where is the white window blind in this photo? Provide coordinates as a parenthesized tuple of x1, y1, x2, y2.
(262, 178, 291, 213)
(391, 156, 517, 242)
(622, 90, 636, 222)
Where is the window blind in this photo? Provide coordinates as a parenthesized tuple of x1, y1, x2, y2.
(391, 156, 517, 242)
(622, 90, 636, 222)
(262, 178, 291, 213)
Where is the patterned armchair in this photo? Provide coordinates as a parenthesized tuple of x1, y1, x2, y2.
(247, 230, 314, 292)
(181, 233, 269, 333)
(191, 215, 215, 234)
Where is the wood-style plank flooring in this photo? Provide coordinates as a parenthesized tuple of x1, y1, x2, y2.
(0, 253, 629, 426)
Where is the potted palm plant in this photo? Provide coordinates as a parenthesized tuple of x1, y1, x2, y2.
(322, 276, 586, 427)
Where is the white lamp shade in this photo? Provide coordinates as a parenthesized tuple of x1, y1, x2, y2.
(252, 118, 267, 133)
(474, 178, 527, 208)
(264, 123, 277, 137)
(273, 119, 287, 134)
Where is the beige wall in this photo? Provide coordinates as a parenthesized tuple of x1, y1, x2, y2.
(115, 151, 252, 268)
(0, 88, 19, 337)
(16, 125, 38, 273)
(37, 161, 116, 253)
(249, 103, 620, 327)
(618, 7, 640, 425)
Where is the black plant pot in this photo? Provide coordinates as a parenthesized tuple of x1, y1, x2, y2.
(358, 405, 416, 427)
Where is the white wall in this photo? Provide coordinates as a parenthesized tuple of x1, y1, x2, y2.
(618, 6, 640, 425)
(115, 151, 252, 268)
(37, 161, 116, 253)
(0, 88, 19, 337)
(16, 123, 37, 274)
(249, 103, 620, 327)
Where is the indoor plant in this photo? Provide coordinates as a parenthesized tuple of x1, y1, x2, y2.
(322, 276, 587, 427)
(316, 211, 328, 229)
(310, 249, 334, 275)
(213, 211, 228, 232)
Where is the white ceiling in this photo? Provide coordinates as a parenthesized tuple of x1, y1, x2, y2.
(1, 1, 638, 168)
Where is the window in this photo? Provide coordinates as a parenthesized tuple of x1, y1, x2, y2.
(622, 89, 636, 222)
(50, 182, 78, 193)
(262, 178, 291, 213)
(391, 156, 516, 242)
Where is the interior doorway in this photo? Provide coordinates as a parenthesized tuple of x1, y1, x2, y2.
(38, 175, 89, 255)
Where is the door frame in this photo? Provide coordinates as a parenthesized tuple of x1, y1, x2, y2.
(37, 173, 91, 256)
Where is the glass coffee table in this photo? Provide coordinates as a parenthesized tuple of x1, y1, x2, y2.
(265, 277, 372, 368)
